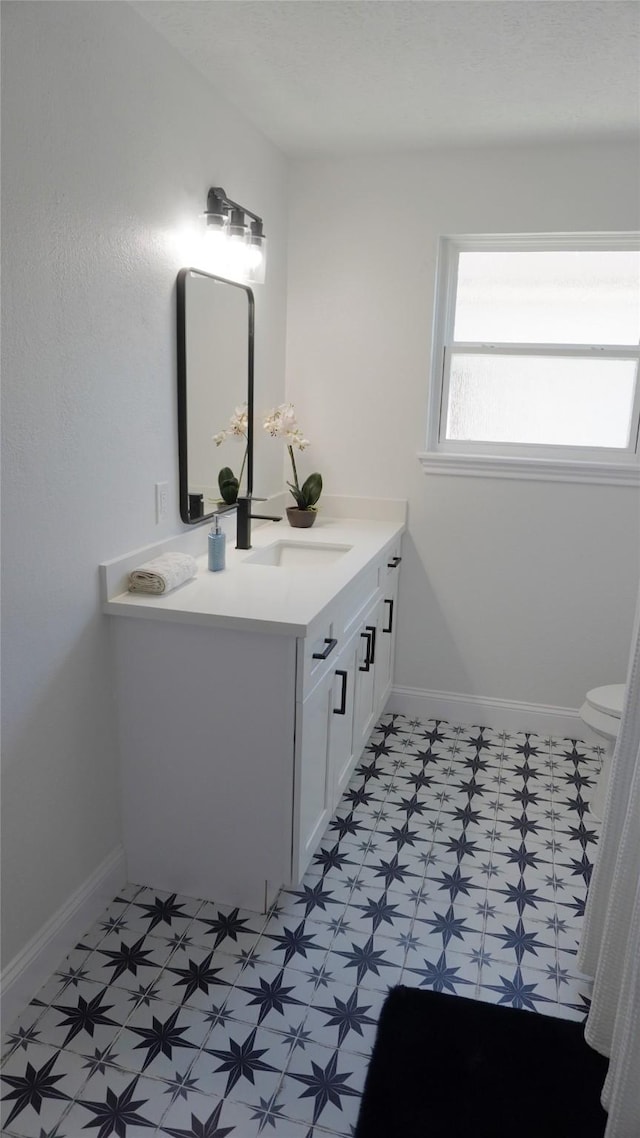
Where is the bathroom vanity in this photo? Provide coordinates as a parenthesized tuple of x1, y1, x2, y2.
(103, 507, 404, 912)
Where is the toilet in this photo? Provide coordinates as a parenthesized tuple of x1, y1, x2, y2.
(579, 684, 625, 819)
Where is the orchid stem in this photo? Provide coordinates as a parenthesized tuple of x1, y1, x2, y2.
(288, 444, 300, 491)
(238, 442, 248, 491)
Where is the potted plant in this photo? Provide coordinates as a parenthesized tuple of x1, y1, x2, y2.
(263, 403, 322, 527)
(212, 403, 248, 505)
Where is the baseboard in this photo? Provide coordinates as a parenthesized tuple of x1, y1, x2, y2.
(1, 845, 126, 1030)
(388, 685, 587, 741)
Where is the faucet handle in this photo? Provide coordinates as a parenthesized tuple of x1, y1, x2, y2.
(237, 494, 267, 503)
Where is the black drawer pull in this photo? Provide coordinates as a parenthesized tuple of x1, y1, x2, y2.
(334, 670, 348, 715)
(383, 598, 394, 634)
(366, 624, 377, 666)
(387, 555, 402, 569)
(359, 629, 372, 672)
(312, 637, 338, 661)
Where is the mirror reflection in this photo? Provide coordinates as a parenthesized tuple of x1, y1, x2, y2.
(177, 269, 254, 524)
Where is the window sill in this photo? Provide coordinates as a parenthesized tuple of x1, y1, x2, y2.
(417, 452, 640, 486)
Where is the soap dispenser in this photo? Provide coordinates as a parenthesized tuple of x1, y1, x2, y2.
(208, 515, 226, 572)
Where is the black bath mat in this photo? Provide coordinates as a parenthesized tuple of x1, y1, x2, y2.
(355, 986, 608, 1138)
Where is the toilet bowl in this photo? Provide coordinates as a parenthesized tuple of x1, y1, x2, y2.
(579, 684, 625, 819)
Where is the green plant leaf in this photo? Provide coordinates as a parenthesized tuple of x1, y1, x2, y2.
(301, 472, 322, 508)
(218, 466, 239, 505)
(287, 481, 307, 509)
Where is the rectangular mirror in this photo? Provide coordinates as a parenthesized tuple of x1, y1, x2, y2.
(177, 268, 254, 525)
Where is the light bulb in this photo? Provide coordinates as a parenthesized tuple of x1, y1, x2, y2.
(247, 220, 267, 284)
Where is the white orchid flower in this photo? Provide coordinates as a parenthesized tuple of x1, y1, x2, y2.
(262, 402, 320, 510)
(213, 402, 249, 499)
(214, 403, 248, 444)
(279, 404, 298, 433)
(229, 405, 248, 436)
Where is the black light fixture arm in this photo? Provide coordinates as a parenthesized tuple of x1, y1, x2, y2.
(206, 186, 263, 228)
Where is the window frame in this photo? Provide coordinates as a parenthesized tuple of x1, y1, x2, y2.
(420, 233, 640, 485)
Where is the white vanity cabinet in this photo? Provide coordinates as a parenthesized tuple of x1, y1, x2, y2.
(293, 592, 380, 881)
(106, 519, 403, 914)
(287, 535, 403, 885)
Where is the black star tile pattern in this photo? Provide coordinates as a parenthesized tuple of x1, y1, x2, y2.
(1, 1051, 71, 1130)
(2, 715, 600, 1137)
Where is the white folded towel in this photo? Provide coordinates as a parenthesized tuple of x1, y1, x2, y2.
(128, 552, 198, 595)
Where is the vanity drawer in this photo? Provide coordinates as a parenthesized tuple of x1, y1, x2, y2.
(382, 539, 403, 586)
(299, 611, 340, 698)
(339, 565, 380, 640)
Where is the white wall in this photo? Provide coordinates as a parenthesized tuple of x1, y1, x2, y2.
(1, 1, 288, 968)
(286, 143, 640, 711)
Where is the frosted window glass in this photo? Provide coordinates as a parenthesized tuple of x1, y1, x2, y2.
(446, 355, 637, 448)
(454, 251, 640, 345)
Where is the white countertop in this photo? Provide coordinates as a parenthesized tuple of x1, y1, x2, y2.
(103, 515, 404, 636)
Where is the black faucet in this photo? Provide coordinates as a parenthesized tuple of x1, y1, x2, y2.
(215, 495, 281, 549)
(234, 495, 282, 549)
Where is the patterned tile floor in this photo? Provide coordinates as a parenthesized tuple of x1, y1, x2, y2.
(2, 715, 601, 1138)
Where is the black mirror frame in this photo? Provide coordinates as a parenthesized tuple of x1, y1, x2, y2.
(177, 267, 255, 525)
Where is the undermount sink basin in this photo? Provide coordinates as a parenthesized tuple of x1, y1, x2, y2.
(245, 541, 353, 568)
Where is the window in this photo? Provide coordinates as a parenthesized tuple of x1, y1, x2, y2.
(421, 235, 640, 484)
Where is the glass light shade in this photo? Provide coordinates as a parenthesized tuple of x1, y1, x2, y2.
(222, 208, 249, 278)
(246, 234, 267, 284)
(199, 222, 230, 275)
(224, 240, 250, 280)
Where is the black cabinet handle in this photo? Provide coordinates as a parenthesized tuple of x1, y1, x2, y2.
(313, 637, 338, 660)
(387, 555, 402, 569)
(366, 624, 377, 666)
(359, 629, 372, 672)
(383, 598, 394, 634)
(333, 670, 348, 715)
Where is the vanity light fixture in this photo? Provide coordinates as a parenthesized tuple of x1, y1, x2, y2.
(203, 187, 267, 284)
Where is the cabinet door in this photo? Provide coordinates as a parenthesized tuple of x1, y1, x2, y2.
(329, 635, 358, 809)
(294, 668, 333, 881)
(374, 571, 399, 717)
(352, 604, 380, 760)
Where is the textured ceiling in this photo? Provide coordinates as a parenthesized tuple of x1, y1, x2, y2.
(133, 1, 640, 155)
